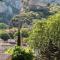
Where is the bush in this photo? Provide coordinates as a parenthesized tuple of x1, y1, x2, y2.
(21, 28, 29, 38)
(5, 46, 34, 60)
(29, 12, 60, 49)
(0, 30, 10, 41)
(5, 28, 17, 39)
(7, 32, 14, 39)
(0, 23, 8, 29)
(28, 12, 60, 60)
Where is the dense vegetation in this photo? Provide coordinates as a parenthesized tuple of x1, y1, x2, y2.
(28, 12, 60, 60)
(4, 11, 60, 60)
(0, 0, 60, 60)
(0, 23, 8, 29)
(5, 46, 34, 60)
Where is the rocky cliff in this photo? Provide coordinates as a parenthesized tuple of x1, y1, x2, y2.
(0, 0, 22, 23)
(29, 0, 60, 5)
(0, 0, 60, 23)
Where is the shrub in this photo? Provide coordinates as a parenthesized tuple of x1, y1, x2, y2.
(5, 28, 17, 39)
(21, 28, 29, 38)
(28, 12, 60, 60)
(0, 23, 8, 29)
(29, 12, 60, 49)
(5, 46, 34, 60)
(0, 30, 10, 41)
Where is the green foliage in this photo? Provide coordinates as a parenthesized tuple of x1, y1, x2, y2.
(44, 41, 60, 60)
(5, 46, 34, 60)
(5, 47, 14, 55)
(0, 29, 15, 40)
(8, 32, 14, 39)
(29, 20, 49, 50)
(11, 11, 42, 27)
(5, 28, 17, 39)
(14, 28, 29, 38)
(29, 12, 60, 48)
(11, 12, 33, 27)
(47, 12, 60, 47)
(21, 28, 29, 38)
(28, 12, 60, 60)
(0, 30, 10, 41)
(49, 3, 60, 13)
(0, 23, 8, 29)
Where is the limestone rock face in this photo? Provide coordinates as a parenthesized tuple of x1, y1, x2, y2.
(0, 0, 60, 23)
(0, 0, 22, 23)
(29, 0, 60, 12)
(29, 0, 60, 5)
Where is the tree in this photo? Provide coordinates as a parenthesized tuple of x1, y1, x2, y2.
(14, 28, 29, 38)
(11, 11, 43, 28)
(11, 14, 28, 46)
(28, 12, 60, 60)
(47, 12, 60, 47)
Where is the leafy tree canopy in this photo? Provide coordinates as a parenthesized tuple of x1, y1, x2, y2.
(28, 12, 60, 49)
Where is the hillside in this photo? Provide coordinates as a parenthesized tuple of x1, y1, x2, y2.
(29, 0, 60, 4)
(0, 0, 22, 23)
(0, 0, 60, 23)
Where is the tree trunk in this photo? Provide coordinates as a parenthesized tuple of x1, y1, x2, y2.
(17, 27, 21, 46)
